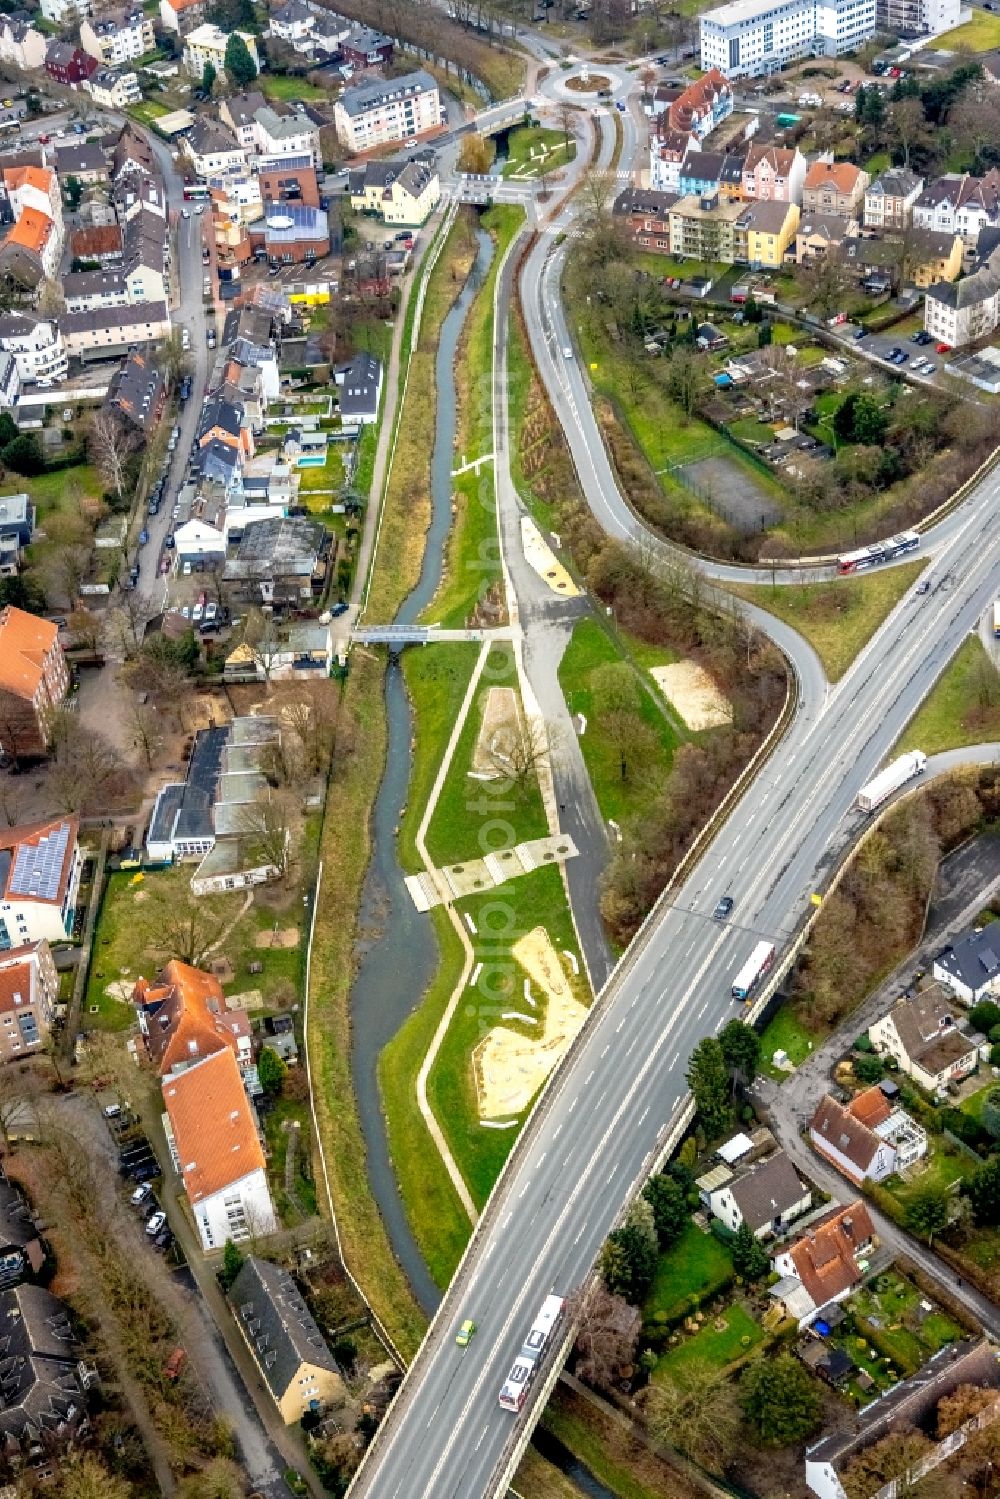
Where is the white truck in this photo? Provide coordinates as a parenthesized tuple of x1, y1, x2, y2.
(856, 751, 927, 814)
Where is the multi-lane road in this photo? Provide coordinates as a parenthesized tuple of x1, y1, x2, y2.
(348, 76, 1000, 1499)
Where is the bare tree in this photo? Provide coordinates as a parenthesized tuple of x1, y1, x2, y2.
(665, 345, 707, 421)
(485, 714, 551, 796)
(36, 277, 65, 320)
(155, 328, 192, 386)
(137, 884, 233, 965)
(570, 1281, 641, 1391)
(44, 542, 91, 611)
(67, 606, 101, 655)
(126, 699, 163, 771)
(236, 791, 292, 879)
(88, 409, 140, 509)
(48, 711, 120, 813)
(642, 1360, 741, 1473)
(888, 96, 930, 170)
(107, 593, 147, 659)
(0, 775, 24, 827)
(238, 607, 283, 683)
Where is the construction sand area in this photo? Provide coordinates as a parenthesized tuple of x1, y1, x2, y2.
(254, 927, 300, 949)
(472, 927, 587, 1119)
(651, 661, 732, 731)
(471, 686, 522, 778)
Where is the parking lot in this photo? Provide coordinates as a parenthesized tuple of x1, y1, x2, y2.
(847, 324, 944, 379)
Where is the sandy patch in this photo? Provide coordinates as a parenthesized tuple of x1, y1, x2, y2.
(472, 927, 587, 1119)
(104, 980, 134, 1004)
(471, 686, 522, 778)
(651, 661, 732, 731)
(254, 927, 299, 949)
(521, 516, 579, 597)
(226, 988, 264, 1011)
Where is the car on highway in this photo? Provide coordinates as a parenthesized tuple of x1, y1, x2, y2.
(145, 1211, 167, 1237)
(916, 579, 931, 594)
(713, 896, 734, 921)
(456, 1319, 477, 1347)
(562, 346, 573, 358)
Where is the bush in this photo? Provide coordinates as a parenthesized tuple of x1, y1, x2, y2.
(854, 1034, 874, 1052)
(970, 1000, 1000, 1034)
(854, 1054, 885, 1084)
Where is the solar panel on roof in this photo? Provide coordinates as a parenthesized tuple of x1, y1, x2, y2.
(980, 947, 999, 975)
(8, 822, 71, 902)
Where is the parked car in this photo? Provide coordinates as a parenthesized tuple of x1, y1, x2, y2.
(205, 601, 218, 622)
(130, 1183, 154, 1205)
(139, 529, 149, 546)
(164, 533, 175, 549)
(183, 560, 192, 576)
(145, 1211, 167, 1236)
(154, 1227, 174, 1250)
(330, 601, 349, 617)
(936, 342, 951, 354)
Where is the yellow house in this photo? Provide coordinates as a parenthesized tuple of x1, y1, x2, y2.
(740, 199, 800, 268)
(349, 158, 439, 227)
(229, 1257, 345, 1424)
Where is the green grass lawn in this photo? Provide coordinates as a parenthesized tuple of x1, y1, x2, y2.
(727, 561, 925, 682)
(883, 1141, 968, 1213)
(960, 1082, 996, 1123)
(847, 1272, 961, 1376)
(938, 10, 1000, 47)
(261, 73, 329, 103)
(85, 867, 305, 1031)
(558, 617, 681, 828)
(758, 1003, 823, 1080)
(897, 635, 1000, 755)
(264, 1094, 318, 1226)
(643, 1221, 734, 1325)
(653, 1302, 765, 1384)
(502, 124, 575, 179)
(398, 643, 482, 873)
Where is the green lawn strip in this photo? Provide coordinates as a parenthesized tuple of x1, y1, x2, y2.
(938, 10, 1000, 45)
(397, 642, 482, 873)
(642, 1221, 735, 1326)
(558, 618, 679, 828)
(652, 1302, 765, 1384)
(261, 73, 328, 103)
(616, 627, 680, 674)
(502, 124, 576, 179)
(264, 1094, 318, 1226)
(882, 1142, 968, 1212)
(378, 907, 475, 1288)
(897, 635, 1000, 755)
(308, 650, 427, 1359)
(427, 862, 587, 1208)
(727, 562, 925, 682)
(424, 643, 548, 869)
(758, 1003, 824, 1081)
(961, 1083, 995, 1122)
(425, 203, 525, 630)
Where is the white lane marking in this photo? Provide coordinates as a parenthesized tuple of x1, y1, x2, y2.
(697, 1001, 708, 1018)
(585, 1071, 594, 1085)
(616, 1018, 625, 1033)
(601, 1045, 609, 1058)
(474, 1425, 489, 1453)
(637, 1106, 650, 1126)
(670, 1050, 680, 1068)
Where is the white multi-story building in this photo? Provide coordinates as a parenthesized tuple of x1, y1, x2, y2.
(877, 0, 959, 36)
(0, 817, 81, 952)
(80, 9, 153, 65)
(183, 22, 258, 78)
(913, 171, 1000, 247)
(0, 314, 67, 384)
(39, 0, 91, 24)
(253, 106, 320, 166)
(87, 67, 142, 108)
(0, 14, 46, 71)
(163, 1046, 277, 1252)
(334, 70, 443, 153)
(700, 0, 876, 78)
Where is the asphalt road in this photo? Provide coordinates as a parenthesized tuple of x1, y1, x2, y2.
(349, 82, 1000, 1499)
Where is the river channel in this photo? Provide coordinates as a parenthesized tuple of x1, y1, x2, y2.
(347, 218, 614, 1499)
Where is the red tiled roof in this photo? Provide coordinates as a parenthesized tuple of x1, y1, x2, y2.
(133, 958, 251, 1076)
(786, 1200, 875, 1309)
(0, 606, 57, 699)
(163, 1048, 265, 1203)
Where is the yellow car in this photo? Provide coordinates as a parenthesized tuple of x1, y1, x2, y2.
(456, 1319, 477, 1347)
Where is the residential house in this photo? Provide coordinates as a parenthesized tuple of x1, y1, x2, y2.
(742, 198, 800, 267)
(334, 350, 381, 427)
(341, 26, 393, 67)
(162, 1046, 277, 1250)
(742, 144, 806, 205)
(869, 984, 979, 1093)
(269, 0, 315, 49)
(0, 939, 59, 1062)
(841, 227, 962, 290)
(70, 224, 122, 263)
(650, 125, 696, 194)
(219, 90, 269, 152)
(0, 1285, 90, 1458)
(770, 1202, 876, 1328)
(0, 207, 60, 287)
(804, 1339, 1000, 1499)
(79, 9, 153, 65)
(183, 23, 258, 78)
(253, 106, 320, 167)
(0, 493, 32, 577)
(159, 0, 205, 32)
(0, 1165, 45, 1285)
(222, 515, 330, 608)
(666, 67, 733, 142)
(3, 166, 61, 233)
(54, 141, 108, 185)
(349, 158, 438, 225)
(133, 958, 253, 1078)
(0, 14, 46, 72)
(39, 0, 91, 23)
(0, 816, 81, 950)
(0, 314, 67, 385)
(678, 149, 730, 200)
(913, 170, 1000, 247)
(333, 70, 443, 153)
(229, 1257, 345, 1422)
(802, 159, 869, 218)
(979, 49, 1000, 85)
(796, 212, 857, 263)
(612, 188, 676, 254)
(809, 1085, 927, 1186)
(87, 67, 142, 109)
(933, 925, 1000, 1002)
(258, 161, 321, 211)
(184, 119, 246, 181)
(112, 122, 157, 181)
(225, 458, 295, 537)
(105, 349, 166, 434)
(43, 41, 98, 88)
(60, 301, 171, 357)
(706, 1148, 811, 1237)
(863, 168, 924, 230)
(0, 613, 70, 762)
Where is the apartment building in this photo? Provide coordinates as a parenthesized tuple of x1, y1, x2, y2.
(0, 14, 45, 71)
(700, 0, 876, 79)
(60, 300, 171, 356)
(87, 67, 142, 108)
(333, 70, 443, 153)
(913, 170, 1000, 247)
(183, 22, 258, 78)
(229, 1258, 345, 1422)
(0, 313, 67, 385)
(0, 941, 58, 1062)
(80, 8, 154, 65)
(876, 0, 959, 36)
(0, 816, 81, 950)
(0, 610, 70, 760)
(159, 0, 204, 31)
(863, 168, 924, 230)
(802, 159, 869, 217)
